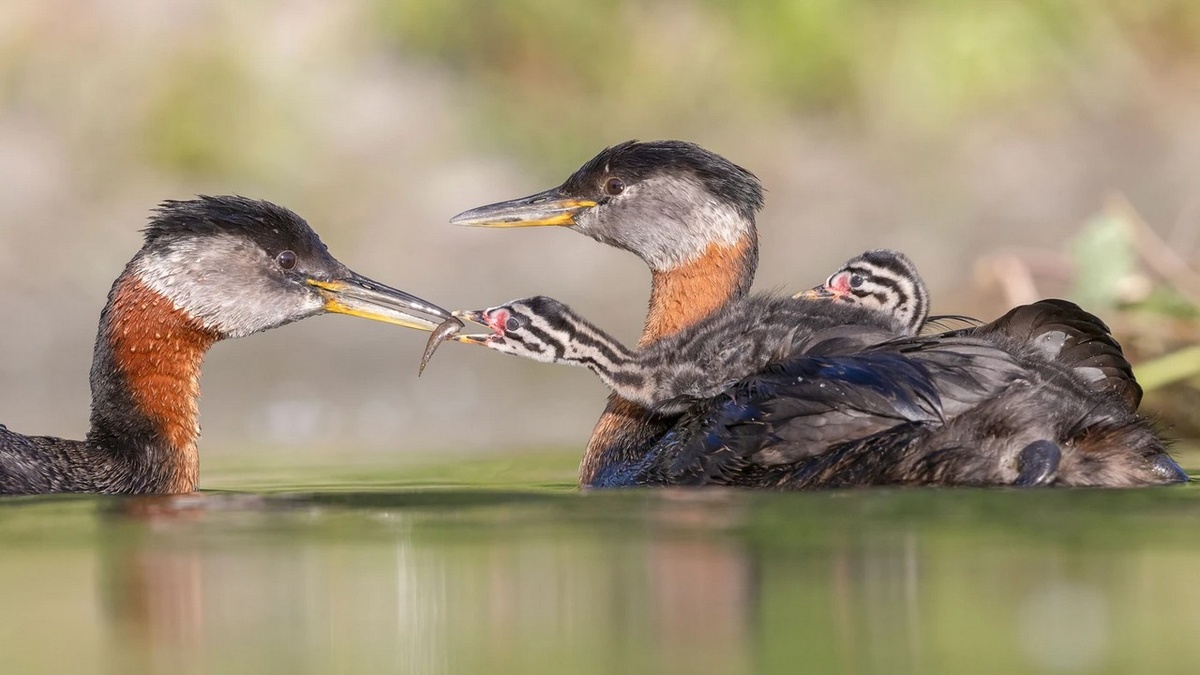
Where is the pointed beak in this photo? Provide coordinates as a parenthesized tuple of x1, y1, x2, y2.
(446, 309, 492, 344)
(453, 309, 488, 326)
(794, 285, 838, 300)
(449, 187, 597, 228)
(308, 271, 453, 332)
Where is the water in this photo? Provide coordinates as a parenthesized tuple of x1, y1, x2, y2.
(2, 452, 1200, 675)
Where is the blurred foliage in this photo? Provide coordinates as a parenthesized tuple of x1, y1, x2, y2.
(1136, 345, 1200, 392)
(1071, 212, 1139, 312)
(140, 46, 310, 183)
(143, 48, 266, 176)
(369, 0, 1200, 159)
(1058, 200, 1200, 432)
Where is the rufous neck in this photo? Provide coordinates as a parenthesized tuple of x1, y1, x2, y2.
(639, 234, 757, 346)
(87, 272, 219, 493)
(578, 233, 757, 486)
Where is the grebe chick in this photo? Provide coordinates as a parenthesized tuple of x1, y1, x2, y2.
(796, 249, 930, 336)
(0, 196, 452, 495)
(451, 294, 912, 414)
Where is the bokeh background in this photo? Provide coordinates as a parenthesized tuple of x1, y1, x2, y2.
(1, 0, 1199, 467)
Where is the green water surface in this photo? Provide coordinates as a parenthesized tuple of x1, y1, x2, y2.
(2, 451, 1199, 675)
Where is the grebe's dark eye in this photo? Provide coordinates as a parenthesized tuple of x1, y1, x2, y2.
(604, 177, 625, 196)
(849, 274, 864, 289)
(276, 250, 297, 270)
(505, 316, 522, 332)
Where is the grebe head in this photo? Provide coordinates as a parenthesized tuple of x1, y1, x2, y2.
(131, 196, 450, 338)
(450, 141, 764, 271)
(797, 249, 930, 334)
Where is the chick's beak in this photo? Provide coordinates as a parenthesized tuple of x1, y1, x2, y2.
(448, 309, 492, 344)
(794, 285, 838, 300)
(449, 187, 597, 228)
(453, 309, 488, 325)
(308, 271, 451, 331)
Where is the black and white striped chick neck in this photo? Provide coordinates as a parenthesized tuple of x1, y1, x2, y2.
(469, 293, 906, 414)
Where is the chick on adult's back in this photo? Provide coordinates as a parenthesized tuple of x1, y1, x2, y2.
(797, 249, 930, 336)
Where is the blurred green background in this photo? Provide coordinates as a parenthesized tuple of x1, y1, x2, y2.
(1, 0, 1198, 460)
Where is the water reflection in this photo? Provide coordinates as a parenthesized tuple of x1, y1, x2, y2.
(2, 486, 1199, 673)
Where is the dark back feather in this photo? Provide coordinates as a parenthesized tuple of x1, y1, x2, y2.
(955, 299, 1142, 409)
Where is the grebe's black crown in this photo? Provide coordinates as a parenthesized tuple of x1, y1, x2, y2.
(564, 141, 765, 221)
(144, 195, 332, 262)
(520, 295, 570, 318)
(127, 194, 447, 338)
(853, 249, 920, 278)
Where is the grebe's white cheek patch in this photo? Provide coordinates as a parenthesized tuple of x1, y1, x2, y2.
(600, 174, 753, 272)
(132, 234, 324, 338)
